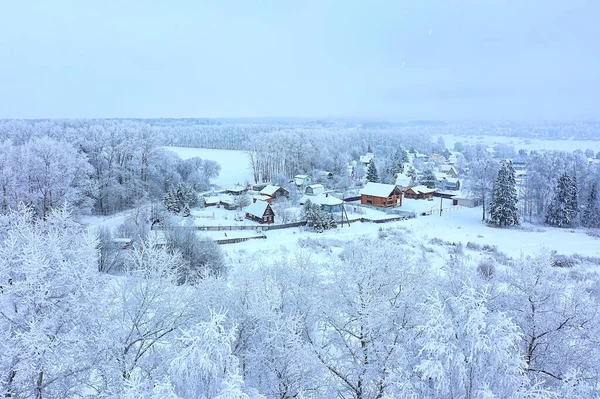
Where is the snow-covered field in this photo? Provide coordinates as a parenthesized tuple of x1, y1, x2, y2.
(165, 146, 254, 188)
(221, 206, 600, 263)
(441, 134, 600, 153)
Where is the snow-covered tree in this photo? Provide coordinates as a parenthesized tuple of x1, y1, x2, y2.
(366, 161, 380, 183)
(546, 173, 579, 227)
(420, 169, 438, 189)
(489, 160, 519, 227)
(582, 182, 600, 228)
(301, 200, 334, 232)
(163, 184, 198, 214)
(0, 205, 106, 397)
(465, 158, 499, 221)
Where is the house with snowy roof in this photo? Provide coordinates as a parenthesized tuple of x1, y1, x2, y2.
(292, 174, 312, 188)
(359, 182, 403, 208)
(306, 193, 344, 213)
(360, 152, 374, 165)
(403, 185, 437, 200)
(305, 184, 325, 196)
(245, 200, 275, 224)
(259, 184, 289, 199)
(394, 173, 415, 190)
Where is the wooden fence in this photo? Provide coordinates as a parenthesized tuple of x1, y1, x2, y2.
(215, 235, 267, 245)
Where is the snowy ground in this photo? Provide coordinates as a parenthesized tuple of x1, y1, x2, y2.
(221, 206, 600, 265)
(441, 134, 600, 153)
(165, 146, 254, 189)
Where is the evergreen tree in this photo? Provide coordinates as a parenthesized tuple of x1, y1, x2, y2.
(163, 184, 198, 214)
(546, 173, 579, 227)
(420, 169, 438, 189)
(406, 165, 418, 180)
(367, 144, 372, 153)
(582, 183, 600, 228)
(489, 160, 519, 227)
(183, 203, 191, 217)
(366, 161, 380, 183)
(391, 147, 408, 174)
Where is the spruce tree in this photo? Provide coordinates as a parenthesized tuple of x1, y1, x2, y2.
(489, 160, 519, 227)
(391, 147, 408, 174)
(366, 161, 380, 183)
(582, 183, 600, 228)
(406, 166, 418, 180)
(421, 169, 438, 189)
(546, 173, 579, 227)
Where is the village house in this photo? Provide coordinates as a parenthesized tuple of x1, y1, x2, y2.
(251, 194, 273, 204)
(245, 200, 275, 224)
(359, 182, 403, 208)
(203, 196, 220, 207)
(404, 185, 437, 200)
(439, 165, 458, 178)
(293, 174, 312, 188)
(305, 183, 325, 196)
(226, 184, 248, 195)
(360, 152, 374, 165)
(394, 173, 415, 191)
(308, 193, 344, 213)
(444, 177, 460, 191)
(259, 184, 289, 200)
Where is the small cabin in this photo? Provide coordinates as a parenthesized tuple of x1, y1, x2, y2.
(305, 184, 325, 196)
(260, 184, 289, 199)
(404, 185, 436, 200)
(359, 182, 403, 208)
(245, 200, 275, 224)
(394, 173, 415, 191)
(360, 152, 374, 164)
(439, 165, 458, 178)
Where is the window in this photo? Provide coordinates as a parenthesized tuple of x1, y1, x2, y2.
(366, 200, 373, 204)
(367, 195, 372, 199)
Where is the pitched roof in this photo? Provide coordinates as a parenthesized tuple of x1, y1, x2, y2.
(360, 182, 400, 197)
(305, 184, 325, 195)
(260, 184, 282, 196)
(395, 173, 413, 187)
(407, 185, 437, 194)
(310, 193, 343, 206)
(245, 201, 271, 218)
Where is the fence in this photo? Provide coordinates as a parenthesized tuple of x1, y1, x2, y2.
(215, 235, 267, 245)
(189, 221, 308, 231)
(418, 205, 462, 217)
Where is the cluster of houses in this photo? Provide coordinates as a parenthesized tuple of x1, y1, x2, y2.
(198, 147, 482, 225)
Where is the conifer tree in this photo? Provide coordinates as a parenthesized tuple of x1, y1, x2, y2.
(366, 161, 380, 183)
(489, 160, 519, 227)
(546, 173, 579, 227)
(421, 169, 438, 189)
(582, 182, 600, 228)
(391, 147, 409, 174)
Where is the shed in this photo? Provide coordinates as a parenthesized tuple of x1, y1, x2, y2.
(310, 193, 343, 213)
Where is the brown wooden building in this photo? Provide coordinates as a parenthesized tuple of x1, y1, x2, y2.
(359, 182, 403, 208)
(404, 185, 436, 200)
(245, 200, 275, 224)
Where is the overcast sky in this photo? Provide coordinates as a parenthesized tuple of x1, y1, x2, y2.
(0, 0, 598, 121)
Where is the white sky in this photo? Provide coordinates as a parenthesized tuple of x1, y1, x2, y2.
(0, 0, 598, 121)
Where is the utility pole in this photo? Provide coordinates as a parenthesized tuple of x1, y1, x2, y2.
(440, 196, 443, 216)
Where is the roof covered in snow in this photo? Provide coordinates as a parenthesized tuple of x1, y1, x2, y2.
(305, 184, 325, 195)
(407, 185, 437, 194)
(360, 182, 400, 197)
(245, 201, 271, 218)
(260, 184, 283, 196)
(310, 193, 343, 206)
(395, 173, 413, 187)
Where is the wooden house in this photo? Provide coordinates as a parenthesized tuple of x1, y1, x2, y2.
(404, 185, 436, 200)
(359, 182, 403, 208)
(260, 184, 289, 199)
(394, 173, 415, 190)
(245, 200, 275, 224)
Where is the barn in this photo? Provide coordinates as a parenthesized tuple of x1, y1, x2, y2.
(359, 182, 403, 208)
